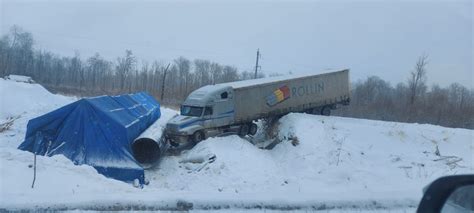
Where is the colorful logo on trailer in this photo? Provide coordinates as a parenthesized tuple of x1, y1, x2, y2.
(266, 85, 291, 106)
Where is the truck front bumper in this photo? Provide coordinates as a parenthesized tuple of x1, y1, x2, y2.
(165, 133, 190, 145)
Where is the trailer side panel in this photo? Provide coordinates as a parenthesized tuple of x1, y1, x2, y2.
(233, 69, 350, 122)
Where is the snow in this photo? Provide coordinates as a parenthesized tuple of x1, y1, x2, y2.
(0, 77, 472, 211)
(1, 147, 135, 205)
(4, 75, 35, 83)
(135, 107, 178, 141)
(0, 78, 74, 119)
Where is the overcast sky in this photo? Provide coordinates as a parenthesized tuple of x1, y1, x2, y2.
(1, 0, 472, 87)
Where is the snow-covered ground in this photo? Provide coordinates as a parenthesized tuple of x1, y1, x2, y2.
(0, 78, 472, 211)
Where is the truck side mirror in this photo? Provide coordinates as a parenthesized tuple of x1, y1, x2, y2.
(417, 175, 474, 213)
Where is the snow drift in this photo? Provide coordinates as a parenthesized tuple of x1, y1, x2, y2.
(151, 114, 473, 199)
(0, 78, 73, 119)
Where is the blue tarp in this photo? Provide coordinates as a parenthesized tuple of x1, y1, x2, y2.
(18, 92, 161, 184)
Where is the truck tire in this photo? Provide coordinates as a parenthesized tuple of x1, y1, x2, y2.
(310, 108, 320, 115)
(238, 124, 249, 136)
(249, 123, 258, 135)
(192, 131, 205, 143)
(321, 106, 331, 116)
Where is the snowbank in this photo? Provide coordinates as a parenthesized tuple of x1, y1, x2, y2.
(0, 147, 135, 207)
(4, 75, 35, 83)
(148, 113, 472, 208)
(274, 113, 473, 198)
(0, 78, 74, 119)
(0, 78, 472, 211)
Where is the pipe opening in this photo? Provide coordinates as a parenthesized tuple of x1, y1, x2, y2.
(132, 138, 161, 166)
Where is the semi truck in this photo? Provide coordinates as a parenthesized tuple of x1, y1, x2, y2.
(164, 69, 350, 146)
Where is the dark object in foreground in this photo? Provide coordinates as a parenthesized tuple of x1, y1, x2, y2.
(417, 175, 474, 213)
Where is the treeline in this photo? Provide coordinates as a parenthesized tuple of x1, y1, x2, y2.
(335, 57, 474, 129)
(0, 26, 262, 105)
(0, 26, 473, 129)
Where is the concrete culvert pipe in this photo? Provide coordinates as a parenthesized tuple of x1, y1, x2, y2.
(132, 121, 168, 169)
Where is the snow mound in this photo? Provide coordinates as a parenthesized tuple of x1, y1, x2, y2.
(4, 75, 35, 83)
(0, 147, 135, 208)
(150, 136, 280, 193)
(149, 113, 472, 205)
(0, 77, 74, 119)
(274, 113, 473, 197)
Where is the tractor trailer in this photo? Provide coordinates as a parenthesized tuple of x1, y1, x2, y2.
(163, 69, 350, 145)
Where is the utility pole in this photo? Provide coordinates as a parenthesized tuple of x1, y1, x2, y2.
(160, 63, 171, 102)
(254, 48, 261, 79)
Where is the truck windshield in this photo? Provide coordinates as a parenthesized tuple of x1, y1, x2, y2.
(181, 105, 203, 117)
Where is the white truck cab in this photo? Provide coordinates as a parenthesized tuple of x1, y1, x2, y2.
(165, 84, 253, 145)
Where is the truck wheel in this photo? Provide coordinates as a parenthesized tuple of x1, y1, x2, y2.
(238, 124, 249, 136)
(310, 108, 320, 115)
(249, 123, 258, 136)
(321, 106, 331, 116)
(192, 131, 205, 143)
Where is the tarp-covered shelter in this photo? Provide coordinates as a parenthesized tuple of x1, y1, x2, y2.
(18, 92, 161, 184)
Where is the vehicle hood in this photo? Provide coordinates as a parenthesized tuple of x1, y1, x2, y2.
(166, 115, 202, 131)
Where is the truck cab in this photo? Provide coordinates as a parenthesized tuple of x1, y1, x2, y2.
(165, 85, 235, 145)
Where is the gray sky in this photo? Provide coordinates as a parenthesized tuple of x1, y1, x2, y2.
(1, 0, 472, 87)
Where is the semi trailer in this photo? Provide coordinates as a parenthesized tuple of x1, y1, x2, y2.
(164, 69, 350, 145)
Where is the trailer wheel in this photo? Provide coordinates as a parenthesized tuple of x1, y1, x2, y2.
(192, 131, 205, 143)
(238, 124, 249, 136)
(249, 123, 258, 136)
(321, 106, 331, 116)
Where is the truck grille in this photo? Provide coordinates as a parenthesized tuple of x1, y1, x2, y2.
(166, 123, 179, 132)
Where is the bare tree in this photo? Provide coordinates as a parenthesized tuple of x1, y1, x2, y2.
(408, 54, 428, 105)
(174, 57, 191, 98)
(194, 59, 211, 86)
(116, 50, 136, 91)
